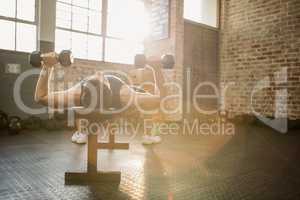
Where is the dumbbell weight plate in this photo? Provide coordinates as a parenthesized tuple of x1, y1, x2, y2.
(161, 54, 175, 69)
(58, 50, 74, 67)
(29, 51, 42, 68)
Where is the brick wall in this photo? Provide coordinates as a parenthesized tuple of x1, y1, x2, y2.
(220, 0, 300, 119)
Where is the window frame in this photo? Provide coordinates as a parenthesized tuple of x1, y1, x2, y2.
(55, 0, 144, 64)
(0, 0, 39, 53)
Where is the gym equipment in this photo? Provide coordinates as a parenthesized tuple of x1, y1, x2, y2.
(65, 107, 129, 185)
(161, 54, 175, 69)
(22, 116, 41, 130)
(134, 54, 175, 69)
(29, 50, 73, 68)
(0, 111, 8, 130)
(8, 116, 22, 135)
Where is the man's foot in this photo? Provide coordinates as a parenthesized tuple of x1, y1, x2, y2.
(151, 135, 162, 144)
(71, 131, 79, 142)
(71, 131, 87, 144)
(142, 135, 162, 145)
(76, 132, 88, 144)
(142, 135, 153, 145)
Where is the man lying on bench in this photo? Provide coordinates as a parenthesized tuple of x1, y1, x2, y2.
(34, 53, 166, 145)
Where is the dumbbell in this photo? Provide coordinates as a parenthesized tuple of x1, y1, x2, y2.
(161, 54, 175, 69)
(134, 54, 175, 69)
(29, 50, 74, 68)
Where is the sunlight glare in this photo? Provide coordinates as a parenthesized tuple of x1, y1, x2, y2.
(108, 0, 150, 42)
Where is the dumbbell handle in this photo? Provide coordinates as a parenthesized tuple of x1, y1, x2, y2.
(134, 54, 175, 69)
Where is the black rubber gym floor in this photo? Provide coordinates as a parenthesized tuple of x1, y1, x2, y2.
(0, 124, 300, 200)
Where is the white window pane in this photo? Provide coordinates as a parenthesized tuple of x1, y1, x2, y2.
(0, 0, 16, 18)
(55, 29, 72, 52)
(17, 0, 35, 22)
(71, 32, 88, 59)
(89, 0, 102, 10)
(88, 35, 102, 61)
(56, 2, 71, 28)
(72, 7, 88, 32)
(16, 23, 36, 52)
(73, 0, 88, 8)
(107, 13, 125, 38)
(107, 0, 130, 38)
(184, 0, 218, 28)
(0, 20, 15, 50)
(88, 10, 101, 34)
(105, 39, 143, 64)
(184, 0, 201, 22)
(107, 0, 126, 12)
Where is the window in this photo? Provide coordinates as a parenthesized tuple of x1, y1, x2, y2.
(184, 0, 218, 28)
(55, 0, 103, 60)
(0, 0, 37, 52)
(55, 0, 147, 64)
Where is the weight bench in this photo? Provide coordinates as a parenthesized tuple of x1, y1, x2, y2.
(65, 107, 129, 185)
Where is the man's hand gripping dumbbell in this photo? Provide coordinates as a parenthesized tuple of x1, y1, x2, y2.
(29, 50, 74, 68)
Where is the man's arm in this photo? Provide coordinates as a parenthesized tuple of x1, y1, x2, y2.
(126, 63, 166, 109)
(34, 64, 82, 108)
(34, 65, 51, 105)
(146, 61, 166, 98)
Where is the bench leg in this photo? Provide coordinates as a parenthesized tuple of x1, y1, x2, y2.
(65, 133, 121, 185)
(65, 171, 121, 185)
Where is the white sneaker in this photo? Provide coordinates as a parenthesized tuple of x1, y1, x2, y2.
(71, 131, 87, 144)
(142, 135, 154, 145)
(71, 131, 79, 143)
(76, 132, 87, 144)
(151, 135, 162, 144)
(142, 135, 162, 145)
